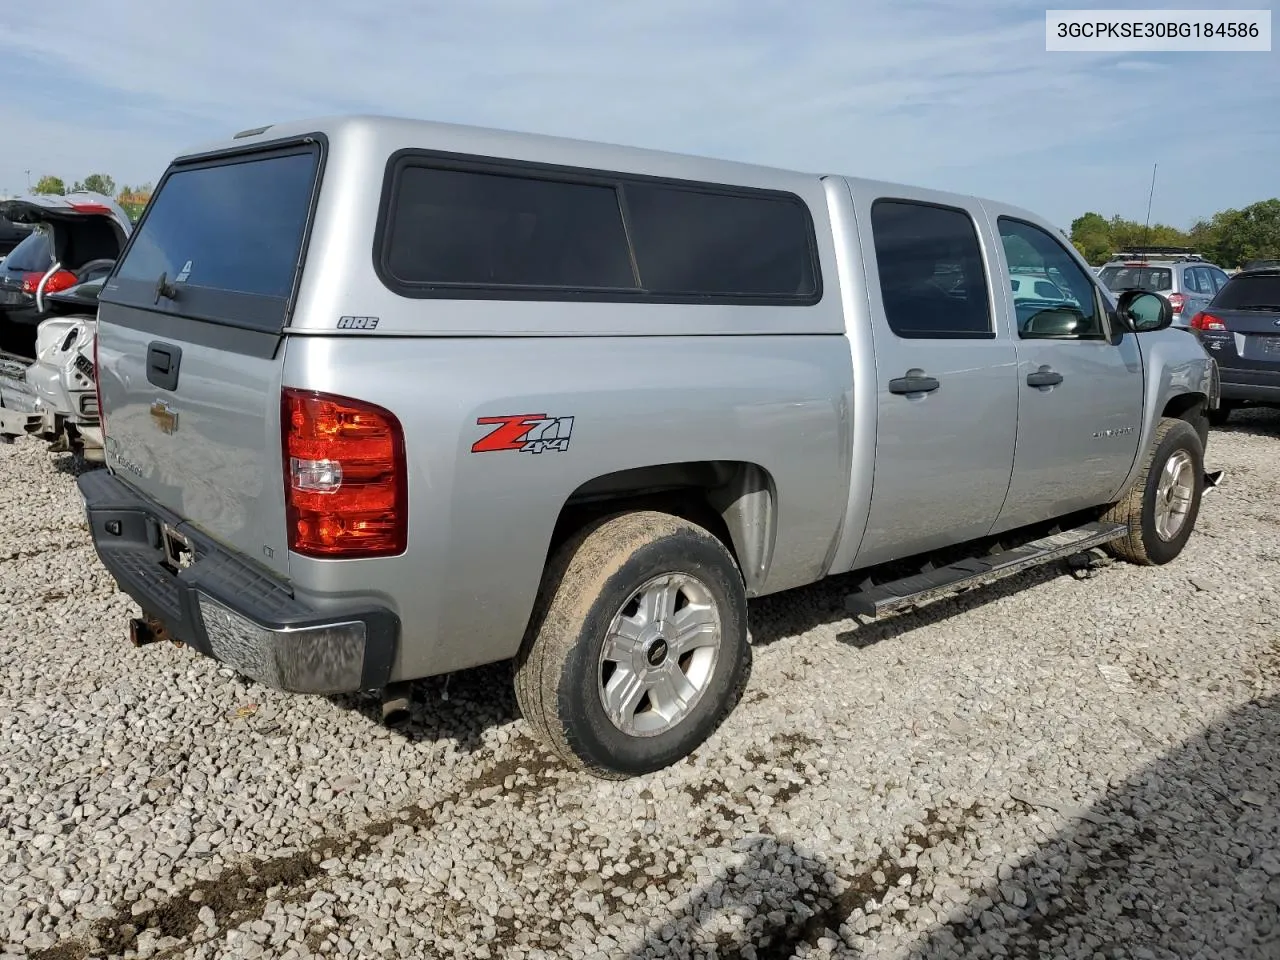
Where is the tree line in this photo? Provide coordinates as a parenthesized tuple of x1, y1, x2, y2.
(23, 168, 1280, 269)
(1070, 198, 1280, 269)
(30, 173, 152, 221)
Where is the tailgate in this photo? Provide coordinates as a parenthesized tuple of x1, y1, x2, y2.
(95, 140, 323, 578)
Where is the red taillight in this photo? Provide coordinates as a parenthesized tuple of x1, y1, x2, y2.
(20, 270, 78, 296)
(1190, 311, 1226, 331)
(282, 388, 407, 558)
(68, 202, 114, 216)
(1167, 293, 1186, 314)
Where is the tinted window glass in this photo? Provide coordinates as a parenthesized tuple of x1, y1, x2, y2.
(385, 166, 636, 290)
(998, 218, 1104, 339)
(623, 184, 817, 297)
(1098, 265, 1172, 292)
(1211, 269, 1229, 292)
(117, 150, 318, 304)
(2, 226, 53, 272)
(1213, 274, 1280, 309)
(1183, 268, 1204, 294)
(870, 200, 992, 338)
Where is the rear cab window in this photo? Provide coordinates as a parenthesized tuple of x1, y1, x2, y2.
(104, 141, 323, 332)
(867, 199, 993, 338)
(376, 154, 821, 303)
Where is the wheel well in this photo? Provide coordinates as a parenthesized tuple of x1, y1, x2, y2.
(1162, 392, 1209, 447)
(548, 461, 776, 595)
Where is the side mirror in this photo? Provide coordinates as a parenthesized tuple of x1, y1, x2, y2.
(1116, 290, 1173, 332)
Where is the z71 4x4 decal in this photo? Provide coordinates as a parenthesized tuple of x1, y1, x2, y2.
(472, 414, 574, 454)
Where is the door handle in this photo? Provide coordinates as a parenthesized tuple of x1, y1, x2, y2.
(146, 341, 182, 391)
(1026, 366, 1063, 388)
(888, 369, 941, 395)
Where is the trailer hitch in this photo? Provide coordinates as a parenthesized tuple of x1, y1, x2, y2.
(129, 616, 179, 648)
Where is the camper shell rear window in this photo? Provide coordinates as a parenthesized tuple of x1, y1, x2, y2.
(103, 139, 323, 332)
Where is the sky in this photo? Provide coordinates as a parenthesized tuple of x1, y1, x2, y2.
(0, 0, 1276, 231)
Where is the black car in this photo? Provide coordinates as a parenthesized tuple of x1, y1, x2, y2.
(1189, 268, 1280, 423)
(0, 216, 32, 259)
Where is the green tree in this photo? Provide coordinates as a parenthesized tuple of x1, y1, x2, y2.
(1190, 199, 1280, 269)
(33, 175, 66, 196)
(1070, 212, 1112, 265)
(71, 173, 117, 197)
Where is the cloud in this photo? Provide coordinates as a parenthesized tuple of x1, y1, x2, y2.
(1, 0, 1276, 227)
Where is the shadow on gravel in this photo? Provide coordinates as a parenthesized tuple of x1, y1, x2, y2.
(49, 453, 103, 477)
(909, 692, 1280, 959)
(327, 661, 517, 752)
(748, 560, 1072, 651)
(624, 695, 1280, 959)
(1214, 406, 1280, 439)
(620, 837, 852, 960)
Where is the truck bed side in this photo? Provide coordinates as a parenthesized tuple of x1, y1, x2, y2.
(281, 331, 853, 681)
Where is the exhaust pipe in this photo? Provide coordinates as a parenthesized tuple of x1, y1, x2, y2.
(380, 682, 413, 726)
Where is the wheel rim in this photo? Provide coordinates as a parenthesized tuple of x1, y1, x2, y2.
(597, 572, 722, 738)
(1153, 448, 1195, 541)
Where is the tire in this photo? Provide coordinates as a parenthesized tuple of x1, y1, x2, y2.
(514, 511, 749, 779)
(1103, 417, 1204, 566)
(1206, 402, 1234, 427)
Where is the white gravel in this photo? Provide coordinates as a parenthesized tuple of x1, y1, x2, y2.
(2, 410, 1278, 960)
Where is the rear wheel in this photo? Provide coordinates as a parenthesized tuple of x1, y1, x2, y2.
(514, 511, 749, 778)
(1206, 401, 1234, 427)
(1103, 417, 1204, 565)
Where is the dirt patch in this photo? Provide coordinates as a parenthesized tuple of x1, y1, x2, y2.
(31, 740, 560, 960)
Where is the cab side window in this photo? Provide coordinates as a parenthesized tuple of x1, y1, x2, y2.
(870, 200, 994, 339)
(997, 218, 1105, 340)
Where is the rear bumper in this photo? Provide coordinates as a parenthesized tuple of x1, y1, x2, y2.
(1219, 366, 1280, 403)
(77, 469, 399, 694)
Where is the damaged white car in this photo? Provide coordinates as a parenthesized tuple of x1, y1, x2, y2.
(0, 193, 132, 461)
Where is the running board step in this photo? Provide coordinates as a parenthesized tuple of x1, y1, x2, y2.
(845, 521, 1129, 619)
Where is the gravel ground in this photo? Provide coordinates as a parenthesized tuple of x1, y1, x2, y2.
(1, 410, 1278, 960)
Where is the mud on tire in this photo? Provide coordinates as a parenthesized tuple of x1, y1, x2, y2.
(513, 511, 750, 779)
(1103, 417, 1205, 566)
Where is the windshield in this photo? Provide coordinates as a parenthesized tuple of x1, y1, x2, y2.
(1, 226, 54, 273)
(1213, 274, 1280, 310)
(1098, 265, 1172, 293)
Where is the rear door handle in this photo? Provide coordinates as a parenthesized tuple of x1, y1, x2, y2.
(888, 370, 941, 395)
(1026, 366, 1063, 388)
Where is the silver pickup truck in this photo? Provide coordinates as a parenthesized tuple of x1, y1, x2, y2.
(79, 116, 1219, 779)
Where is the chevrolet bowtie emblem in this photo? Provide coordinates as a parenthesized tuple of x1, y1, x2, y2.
(150, 399, 178, 434)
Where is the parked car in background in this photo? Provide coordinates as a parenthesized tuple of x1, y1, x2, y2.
(0, 193, 130, 354)
(0, 215, 33, 261)
(0, 275, 105, 459)
(1189, 267, 1280, 424)
(1097, 248, 1231, 329)
(1243, 258, 1280, 272)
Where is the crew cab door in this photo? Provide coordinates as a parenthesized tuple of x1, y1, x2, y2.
(983, 209, 1145, 535)
(850, 192, 1019, 568)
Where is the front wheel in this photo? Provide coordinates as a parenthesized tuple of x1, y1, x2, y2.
(514, 511, 749, 778)
(1103, 417, 1205, 565)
